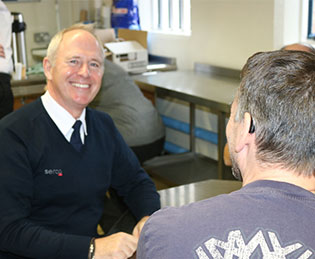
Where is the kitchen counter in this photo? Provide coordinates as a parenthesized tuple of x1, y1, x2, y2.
(11, 74, 46, 98)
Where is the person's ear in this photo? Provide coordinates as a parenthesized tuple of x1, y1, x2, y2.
(43, 57, 53, 81)
(235, 112, 255, 153)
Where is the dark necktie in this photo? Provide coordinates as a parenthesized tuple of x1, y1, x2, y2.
(70, 120, 83, 151)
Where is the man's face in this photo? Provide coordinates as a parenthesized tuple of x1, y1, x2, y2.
(45, 29, 104, 116)
(226, 100, 243, 181)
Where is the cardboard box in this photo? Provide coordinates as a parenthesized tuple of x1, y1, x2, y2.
(103, 29, 148, 73)
(118, 28, 148, 48)
(105, 40, 148, 73)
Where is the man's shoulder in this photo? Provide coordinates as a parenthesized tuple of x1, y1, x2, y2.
(143, 196, 226, 231)
(138, 199, 225, 259)
(0, 98, 44, 129)
(139, 192, 244, 243)
(0, 99, 48, 148)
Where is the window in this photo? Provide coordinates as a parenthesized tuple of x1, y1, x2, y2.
(308, 0, 315, 38)
(138, 0, 191, 35)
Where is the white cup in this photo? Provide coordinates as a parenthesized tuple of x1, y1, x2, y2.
(13, 62, 23, 80)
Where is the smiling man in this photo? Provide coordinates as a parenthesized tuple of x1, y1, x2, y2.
(0, 24, 160, 259)
(43, 28, 104, 119)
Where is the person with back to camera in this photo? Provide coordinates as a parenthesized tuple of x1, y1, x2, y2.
(223, 42, 315, 167)
(137, 50, 315, 258)
(0, 23, 160, 259)
(0, 0, 14, 119)
(90, 58, 165, 165)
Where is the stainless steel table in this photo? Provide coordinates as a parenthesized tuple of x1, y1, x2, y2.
(133, 69, 240, 179)
(159, 179, 242, 207)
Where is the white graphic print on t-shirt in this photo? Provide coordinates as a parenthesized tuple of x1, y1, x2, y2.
(195, 229, 313, 259)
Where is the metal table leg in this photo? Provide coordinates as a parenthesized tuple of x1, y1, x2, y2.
(189, 103, 196, 152)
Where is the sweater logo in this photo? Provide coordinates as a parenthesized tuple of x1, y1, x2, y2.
(195, 229, 313, 258)
(44, 169, 63, 177)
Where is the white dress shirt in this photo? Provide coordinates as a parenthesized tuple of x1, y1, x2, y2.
(41, 91, 87, 144)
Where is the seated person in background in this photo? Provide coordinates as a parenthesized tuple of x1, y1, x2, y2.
(223, 42, 315, 167)
(0, 24, 160, 259)
(90, 59, 165, 164)
(137, 50, 315, 258)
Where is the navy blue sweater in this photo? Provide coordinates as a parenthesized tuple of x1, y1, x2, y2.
(0, 99, 160, 258)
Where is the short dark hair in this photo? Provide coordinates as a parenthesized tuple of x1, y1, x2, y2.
(235, 50, 315, 176)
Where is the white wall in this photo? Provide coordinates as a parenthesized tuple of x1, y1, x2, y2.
(273, 0, 304, 49)
(146, 0, 308, 70)
(147, 0, 275, 70)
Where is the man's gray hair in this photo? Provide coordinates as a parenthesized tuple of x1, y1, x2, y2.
(46, 23, 105, 66)
(235, 50, 315, 176)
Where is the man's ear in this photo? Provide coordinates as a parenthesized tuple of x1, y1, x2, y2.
(235, 112, 254, 153)
(43, 57, 53, 81)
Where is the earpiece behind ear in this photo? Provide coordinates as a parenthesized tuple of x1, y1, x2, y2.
(249, 118, 255, 133)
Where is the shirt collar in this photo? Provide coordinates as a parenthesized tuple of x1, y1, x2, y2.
(41, 91, 88, 141)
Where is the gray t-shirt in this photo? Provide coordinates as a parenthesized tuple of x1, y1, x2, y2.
(138, 180, 315, 258)
(90, 59, 165, 146)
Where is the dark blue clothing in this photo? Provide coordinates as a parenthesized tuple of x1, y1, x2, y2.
(138, 180, 315, 259)
(0, 99, 160, 259)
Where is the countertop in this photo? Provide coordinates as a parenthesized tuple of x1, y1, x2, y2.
(11, 74, 46, 98)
